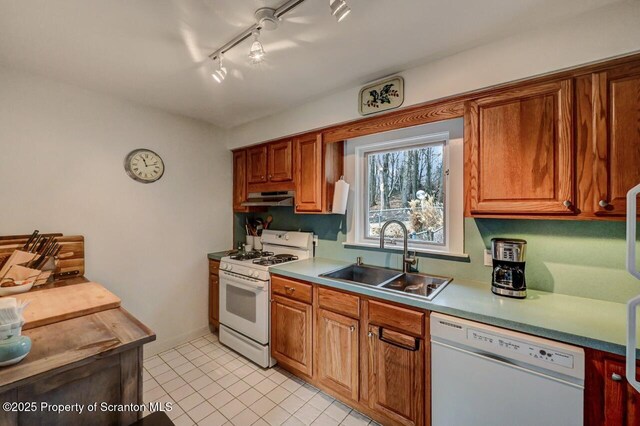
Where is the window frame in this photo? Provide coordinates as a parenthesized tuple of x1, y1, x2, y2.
(346, 124, 465, 258)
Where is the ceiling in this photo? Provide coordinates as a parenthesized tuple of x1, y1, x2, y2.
(0, 0, 621, 129)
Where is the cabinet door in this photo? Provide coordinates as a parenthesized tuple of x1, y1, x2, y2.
(295, 134, 323, 212)
(271, 295, 313, 377)
(466, 79, 575, 215)
(591, 64, 640, 216)
(247, 145, 268, 184)
(603, 358, 640, 425)
(233, 150, 249, 212)
(209, 274, 219, 327)
(269, 140, 293, 182)
(368, 325, 424, 426)
(316, 309, 359, 401)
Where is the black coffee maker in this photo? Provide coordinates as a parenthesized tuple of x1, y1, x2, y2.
(491, 238, 527, 299)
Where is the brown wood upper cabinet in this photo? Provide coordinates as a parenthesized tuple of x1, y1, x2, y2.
(247, 145, 268, 184)
(295, 134, 323, 212)
(269, 140, 294, 182)
(466, 79, 575, 215)
(232, 150, 249, 212)
(246, 140, 294, 192)
(589, 64, 640, 216)
(294, 134, 344, 214)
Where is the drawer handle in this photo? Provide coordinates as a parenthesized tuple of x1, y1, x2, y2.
(612, 373, 623, 382)
(378, 328, 420, 352)
(284, 286, 296, 294)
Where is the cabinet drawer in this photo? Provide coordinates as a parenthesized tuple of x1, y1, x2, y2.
(318, 287, 359, 318)
(209, 260, 220, 275)
(368, 300, 424, 337)
(272, 275, 312, 304)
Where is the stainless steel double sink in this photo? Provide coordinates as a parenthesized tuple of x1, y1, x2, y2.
(319, 264, 452, 301)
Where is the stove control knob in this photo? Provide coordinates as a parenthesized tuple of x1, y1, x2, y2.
(252, 271, 260, 278)
(220, 264, 227, 270)
(227, 265, 233, 272)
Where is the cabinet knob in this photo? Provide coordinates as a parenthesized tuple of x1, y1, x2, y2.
(611, 373, 623, 382)
(261, 176, 265, 180)
(563, 200, 572, 208)
(284, 286, 295, 294)
(367, 331, 374, 337)
(268, 174, 272, 179)
(599, 199, 609, 208)
(349, 326, 355, 332)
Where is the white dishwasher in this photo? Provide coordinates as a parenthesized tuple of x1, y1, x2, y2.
(430, 313, 585, 426)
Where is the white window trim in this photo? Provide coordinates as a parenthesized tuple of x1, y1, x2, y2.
(344, 124, 465, 258)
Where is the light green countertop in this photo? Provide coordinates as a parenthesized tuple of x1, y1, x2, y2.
(207, 250, 234, 261)
(270, 257, 634, 357)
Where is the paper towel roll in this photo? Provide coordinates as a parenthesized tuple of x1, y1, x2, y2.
(332, 177, 349, 214)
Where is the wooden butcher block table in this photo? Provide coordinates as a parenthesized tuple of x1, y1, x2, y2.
(0, 277, 156, 426)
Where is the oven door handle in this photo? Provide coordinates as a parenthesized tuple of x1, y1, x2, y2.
(221, 274, 266, 292)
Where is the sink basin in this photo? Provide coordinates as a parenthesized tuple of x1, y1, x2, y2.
(319, 264, 402, 286)
(320, 263, 452, 301)
(381, 273, 452, 300)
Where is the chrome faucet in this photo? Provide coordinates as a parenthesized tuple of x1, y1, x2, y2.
(379, 220, 418, 273)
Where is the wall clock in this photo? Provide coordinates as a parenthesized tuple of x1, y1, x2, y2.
(124, 149, 165, 183)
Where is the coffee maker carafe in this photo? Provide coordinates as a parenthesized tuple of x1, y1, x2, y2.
(491, 238, 527, 299)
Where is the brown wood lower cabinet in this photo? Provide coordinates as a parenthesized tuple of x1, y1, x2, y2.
(316, 308, 359, 401)
(270, 275, 426, 426)
(586, 348, 640, 425)
(367, 325, 424, 426)
(271, 295, 313, 378)
(209, 259, 220, 329)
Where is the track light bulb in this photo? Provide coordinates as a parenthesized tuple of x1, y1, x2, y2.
(329, 0, 351, 22)
(248, 30, 266, 64)
(212, 55, 227, 83)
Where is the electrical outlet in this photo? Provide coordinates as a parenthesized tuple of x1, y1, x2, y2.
(484, 249, 492, 267)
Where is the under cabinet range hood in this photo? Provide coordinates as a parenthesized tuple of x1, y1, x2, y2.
(241, 191, 294, 207)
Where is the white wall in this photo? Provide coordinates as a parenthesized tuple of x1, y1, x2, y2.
(228, 0, 640, 148)
(0, 67, 231, 355)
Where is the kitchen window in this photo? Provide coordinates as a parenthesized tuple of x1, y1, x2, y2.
(346, 120, 465, 257)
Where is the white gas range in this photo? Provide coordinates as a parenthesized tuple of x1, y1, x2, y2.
(219, 229, 314, 368)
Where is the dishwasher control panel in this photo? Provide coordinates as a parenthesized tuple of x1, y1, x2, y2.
(430, 313, 585, 380)
(468, 329, 574, 368)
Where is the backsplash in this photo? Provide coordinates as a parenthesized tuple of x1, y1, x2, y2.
(235, 208, 639, 304)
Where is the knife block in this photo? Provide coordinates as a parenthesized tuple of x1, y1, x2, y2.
(0, 251, 54, 287)
(0, 250, 38, 278)
(0, 265, 42, 287)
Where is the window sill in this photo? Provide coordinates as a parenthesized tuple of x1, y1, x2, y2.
(342, 241, 470, 262)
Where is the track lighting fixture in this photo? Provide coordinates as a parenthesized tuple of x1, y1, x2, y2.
(212, 54, 227, 83)
(248, 29, 266, 64)
(207, 0, 353, 83)
(329, 0, 351, 22)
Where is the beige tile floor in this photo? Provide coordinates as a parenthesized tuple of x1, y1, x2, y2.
(143, 333, 379, 426)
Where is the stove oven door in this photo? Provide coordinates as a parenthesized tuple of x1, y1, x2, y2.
(219, 270, 269, 345)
